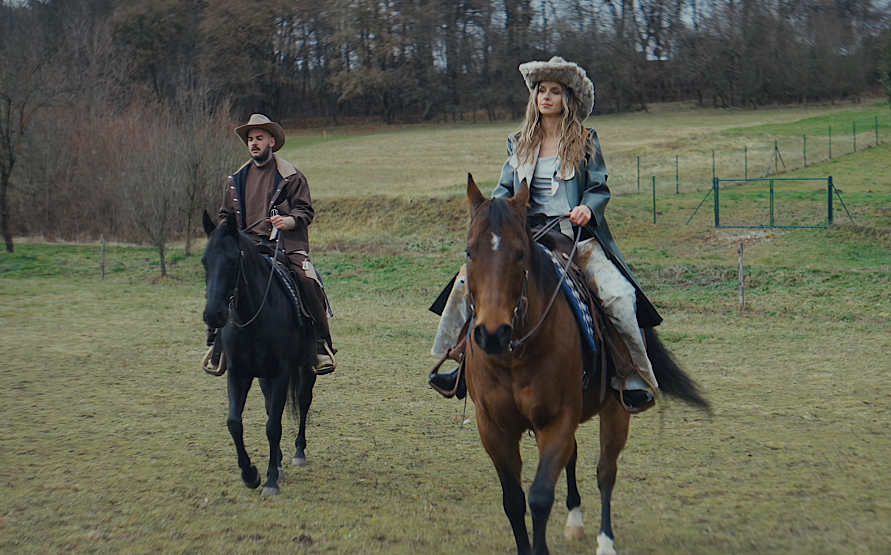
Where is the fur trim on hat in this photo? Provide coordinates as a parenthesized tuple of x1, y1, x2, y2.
(519, 56, 595, 118)
(234, 114, 286, 152)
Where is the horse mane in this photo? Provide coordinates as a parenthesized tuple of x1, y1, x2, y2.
(483, 198, 560, 297)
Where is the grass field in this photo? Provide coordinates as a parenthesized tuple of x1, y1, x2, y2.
(2, 101, 890, 554)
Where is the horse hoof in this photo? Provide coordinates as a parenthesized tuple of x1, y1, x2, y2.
(261, 486, 280, 497)
(292, 457, 307, 467)
(244, 466, 261, 489)
(565, 526, 586, 541)
(596, 532, 617, 555)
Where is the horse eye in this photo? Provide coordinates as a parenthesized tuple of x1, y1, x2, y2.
(465, 249, 472, 260)
(516, 250, 525, 262)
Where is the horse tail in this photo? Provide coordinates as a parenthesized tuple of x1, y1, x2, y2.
(645, 328, 711, 413)
(288, 323, 319, 421)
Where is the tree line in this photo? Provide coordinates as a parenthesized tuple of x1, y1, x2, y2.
(1, 0, 890, 259)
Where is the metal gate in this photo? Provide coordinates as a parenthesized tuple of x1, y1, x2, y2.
(687, 176, 853, 228)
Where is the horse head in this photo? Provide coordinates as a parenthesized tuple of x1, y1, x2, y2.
(465, 174, 531, 355)
(201, 211, 242, 329)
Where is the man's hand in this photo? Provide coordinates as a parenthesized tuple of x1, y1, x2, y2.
(567, 205, 593, 226)
(270, 215, 295, 230)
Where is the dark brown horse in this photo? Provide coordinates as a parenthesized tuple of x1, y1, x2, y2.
(463, 175, 708, 555)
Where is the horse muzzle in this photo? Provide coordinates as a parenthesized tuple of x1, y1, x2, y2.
(203, 306, 229, 329)
(473, 323, 512, 355)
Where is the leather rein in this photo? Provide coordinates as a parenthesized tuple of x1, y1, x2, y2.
(467, 214, 582, 356)
(229, 217, 281, 330)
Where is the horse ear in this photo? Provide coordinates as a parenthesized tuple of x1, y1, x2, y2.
(467, 173, 485, 211)
(512, 178, 530, 211)
(224, 212, 239, 235)
(202, 210, 217, 236)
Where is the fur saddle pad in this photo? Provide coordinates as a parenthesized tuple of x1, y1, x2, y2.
(538, 244, 598, 353)
(260, 254, 305, 326)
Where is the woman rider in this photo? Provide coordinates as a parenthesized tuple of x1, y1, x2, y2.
(429, 56, 662, 413)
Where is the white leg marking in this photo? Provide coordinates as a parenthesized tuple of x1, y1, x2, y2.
(491, 233, 501, 251)
(596, 532, 617, 555)
(564, 507, 586, 541)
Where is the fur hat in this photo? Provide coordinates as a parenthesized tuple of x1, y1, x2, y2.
(234, 114, 286, 152)
(519, 56, 596, 118)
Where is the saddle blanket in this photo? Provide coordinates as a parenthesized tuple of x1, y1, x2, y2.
(538, 244, 598, 353)
(260, 254, 304, 326)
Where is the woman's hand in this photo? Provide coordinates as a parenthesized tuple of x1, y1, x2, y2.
(567, 205, 593, 226)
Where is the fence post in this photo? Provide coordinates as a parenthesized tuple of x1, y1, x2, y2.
(714, 177, 720, 227)
(770, 179, 775, 227)
(829, 126, 832, 159)
(101, 234, 107, 279)
(712, 150, 716, 185)
(853, 121, 856, 152)
(651, 176, 657, 224)
(803, 134, 807, 167)
(637, 156, 640, 192)
(675, 155, 679, 194)
(738, 242, 745, 309)
(828, 176, 834, 226)
(745, 145, 748, 179)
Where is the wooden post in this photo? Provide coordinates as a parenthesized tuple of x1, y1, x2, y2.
(652, 176, 656, 224)
(738, 242, 745, 309)
(101, 234, 107, 280)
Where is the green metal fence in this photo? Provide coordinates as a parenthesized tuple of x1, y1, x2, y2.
(683, 176, 854, 228)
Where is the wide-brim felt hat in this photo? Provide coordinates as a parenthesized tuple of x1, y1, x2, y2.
(234, 114, 286, 152)
(519, 56, 595, 118)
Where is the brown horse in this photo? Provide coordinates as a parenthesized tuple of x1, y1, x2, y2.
(463, 175, 708, 555)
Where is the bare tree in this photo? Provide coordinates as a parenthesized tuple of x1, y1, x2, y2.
(171, 87, 242, 256)
(121, 108, 182, 278)
(0, 5, 68, 252)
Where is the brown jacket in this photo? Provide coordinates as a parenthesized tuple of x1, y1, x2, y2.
(220, 154, 314, 255)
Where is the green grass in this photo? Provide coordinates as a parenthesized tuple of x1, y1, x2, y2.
(2, 100, 891, 554)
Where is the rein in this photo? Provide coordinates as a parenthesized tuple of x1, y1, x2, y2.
(229, 217, 281, 330)
(466, 212, 582, 356)
(507, 217, 582, 353)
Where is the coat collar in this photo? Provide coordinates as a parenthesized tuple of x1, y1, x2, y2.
(235, 153, 298, 179)
(506, 132, 576, 183)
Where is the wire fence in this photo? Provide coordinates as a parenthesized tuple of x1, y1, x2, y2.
(606, 111, 891, 198)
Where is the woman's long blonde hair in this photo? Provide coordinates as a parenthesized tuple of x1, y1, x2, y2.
(515, 82, 592, 171)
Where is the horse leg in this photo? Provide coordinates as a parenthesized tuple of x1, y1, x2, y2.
(227, 374, 261, 489)
(259, 379, 285, 481)
(595, 400, 631, 555)
(479, 418, 531, 555)
(564, 440, 585, 541)
(528, 414, 578, 555)
(260, 373, 290, 497)
(293, 368, 316, 467)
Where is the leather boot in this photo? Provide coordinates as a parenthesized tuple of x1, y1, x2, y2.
(313, 340, 336, 375)
(428, 363, 466, 400)
(428, 338, 467, 399)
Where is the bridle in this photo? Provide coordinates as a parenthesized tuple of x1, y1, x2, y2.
(225, 217, 280, 330)
(467, 213, 581, 355)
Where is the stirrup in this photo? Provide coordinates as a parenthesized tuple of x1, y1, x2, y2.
(202, 343, 227, 376)
(428, 351, 465, 399)
(313, 341, 337, 375)
(612, 387, 656, 414)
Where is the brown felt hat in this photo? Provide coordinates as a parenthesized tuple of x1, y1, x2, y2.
(234, 114, 286, 152)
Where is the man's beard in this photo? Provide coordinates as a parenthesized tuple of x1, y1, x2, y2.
(251, 146, 272, 163)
